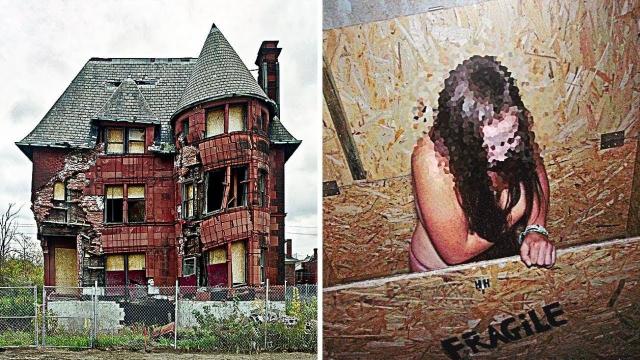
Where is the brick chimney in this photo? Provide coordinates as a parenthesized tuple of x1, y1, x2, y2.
(255, 41, 282, 112)
(285, 238, 292, 258)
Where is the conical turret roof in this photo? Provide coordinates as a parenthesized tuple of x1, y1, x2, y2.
(174, 23, 272, 117)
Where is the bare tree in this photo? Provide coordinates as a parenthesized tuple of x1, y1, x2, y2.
(0, 203, 22, 284)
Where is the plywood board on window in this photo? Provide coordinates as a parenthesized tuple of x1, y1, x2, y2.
(128, 253, 146, 270)
(231, 241, 246, 284)
(54, 247, 77, 287)
(209, 247, 227, 265)
(106, 254, 125, 271)
(323, 236, 640, 359)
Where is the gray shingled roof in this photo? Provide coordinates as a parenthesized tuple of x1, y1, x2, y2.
(270, 116, 301, 160)
(17, 23, 299, 160)
(94, 78, 159, 124)
(16, 58, 196, 156)
(174, 24, 274, 116)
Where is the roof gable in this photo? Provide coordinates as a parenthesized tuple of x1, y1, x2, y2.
(94, 78, 159, 124)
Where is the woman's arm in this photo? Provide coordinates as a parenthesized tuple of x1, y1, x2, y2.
(412, 137, 493, 265)
(519, 154, 556, 267)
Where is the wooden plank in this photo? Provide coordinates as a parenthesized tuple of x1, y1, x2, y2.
(324, 236, 640, 359)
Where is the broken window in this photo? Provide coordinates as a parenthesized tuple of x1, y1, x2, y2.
(231, 241, 247, 286)
(105, 253, 146, 286)
(105, 185, 124, 223)
(228, 104, 246, 132)
(183, 257, 196, 277)
(182, 183, 195, 218)
(206, 107, 224, 137)
(127, 128, 145, 154)
(228, 167, 248, 208)
(207, 247, 228, 287)
(127, 185, 145, 223)
(53, 181, 66, 201)
(106, 128, 125, 154)
(206, 169, 225, 213)
(257, 170, 267, 207)
(183, 120, 189, 138)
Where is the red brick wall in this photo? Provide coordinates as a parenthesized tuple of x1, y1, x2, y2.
(31, 148, 71, 191)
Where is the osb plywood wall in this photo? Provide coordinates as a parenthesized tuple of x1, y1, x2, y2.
(324, 237, 640, 359)
(323, 0, 640, 286)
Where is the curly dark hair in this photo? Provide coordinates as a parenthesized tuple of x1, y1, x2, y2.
(429, 55, 542, 260)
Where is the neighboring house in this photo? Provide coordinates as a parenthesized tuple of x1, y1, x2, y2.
(283, 239, 299, 285)
(16, 23, 300, 288)
(295, 248, 317, 284)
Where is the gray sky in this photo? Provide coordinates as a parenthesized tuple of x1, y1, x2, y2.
(0, 0, 320, 258)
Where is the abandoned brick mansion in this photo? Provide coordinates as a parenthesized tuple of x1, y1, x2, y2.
(16, 23, 300, 288)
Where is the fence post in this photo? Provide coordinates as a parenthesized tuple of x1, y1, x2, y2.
(174, 279, 178, 350)
(33, 286, 37, 347)
(264, 279, 269, 350)
(41, 286, 46, 349)
(92, 280, 97, 348)
(284, 280, 287, 303)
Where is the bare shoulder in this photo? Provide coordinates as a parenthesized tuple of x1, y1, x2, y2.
(412, 134, 450, 183)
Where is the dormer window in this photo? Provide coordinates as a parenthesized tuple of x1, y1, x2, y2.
(205, 103, 247, 138)
(105, 128, 145, 154)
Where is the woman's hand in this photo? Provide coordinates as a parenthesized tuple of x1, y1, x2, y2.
(520, 232, 555, 267)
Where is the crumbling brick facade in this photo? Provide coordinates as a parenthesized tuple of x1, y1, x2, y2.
(17, 24, 300, 288)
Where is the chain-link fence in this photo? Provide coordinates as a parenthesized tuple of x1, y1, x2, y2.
(0, 286, 38, 348)
(0, 282, 317, 353)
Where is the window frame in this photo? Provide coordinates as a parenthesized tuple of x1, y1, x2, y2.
(104, 185, 124, 224)
(104, 127, 146, 155)
(104, 184, 146, 225)
(182, 257, 197, 277)
(182, 182, 196, 219)
(126, 185, 146, 224)
(204, 102, 248, 139)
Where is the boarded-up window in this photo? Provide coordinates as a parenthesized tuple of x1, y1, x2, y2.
(127, 128, 145, 154)
(206, 169, 226, 212)
(231, 241, 246, 285)
(183, 183, 195, 218)
(127, 185, 145, 223)
(209, 248, 227, 264)
(206, 107, 224, 137)
(257, 170, 267, 207)
(106, 128, 125, 154)
(53, 182, 66, 201)
(128, 253, 145, 270)
(229, 167, 248, 208)
(106, 254, 125, 271)
(106, 253, 146, 286)
(228, 105, 246, 132)
(207, 247, 227, 286)
(105, 185, 124, 223)
(54, 247, 77, 288)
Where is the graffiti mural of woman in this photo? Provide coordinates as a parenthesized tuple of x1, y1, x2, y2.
(410, 55, 555, 271)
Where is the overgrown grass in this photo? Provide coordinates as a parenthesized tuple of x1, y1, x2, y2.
(0, 330, 34, 347)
